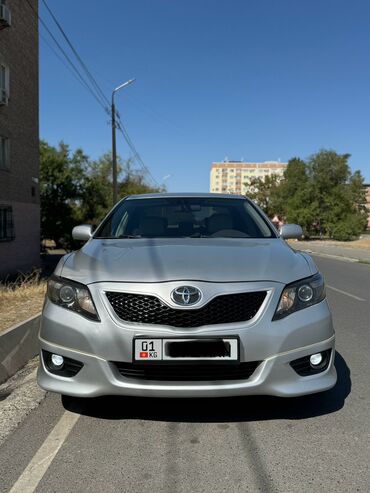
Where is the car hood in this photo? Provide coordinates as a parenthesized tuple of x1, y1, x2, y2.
(58, 238, 315, 285)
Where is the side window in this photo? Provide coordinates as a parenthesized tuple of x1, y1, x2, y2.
(0, 62, 10, 104)
(0, 1, 11, 30)
(0, 135, 10, 169)
(0, 205, 15, 241)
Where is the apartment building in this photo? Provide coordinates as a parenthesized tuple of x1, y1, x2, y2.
(365, 184, 370, 230)
(210, 160, 288, 195)
(0, 0, 39, 277)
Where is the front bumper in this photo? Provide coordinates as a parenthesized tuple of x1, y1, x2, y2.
(38, 280, 336, 398)
(38, 335, 336, 398)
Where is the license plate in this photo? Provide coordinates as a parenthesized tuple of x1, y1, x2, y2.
(134, 338, 239, 362)
(134, 339, 162, 361)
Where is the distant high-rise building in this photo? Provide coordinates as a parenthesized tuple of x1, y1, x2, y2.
(364, 184, 370, 230)
(0, 0, 40, 277)
(210, 160, 288, 195)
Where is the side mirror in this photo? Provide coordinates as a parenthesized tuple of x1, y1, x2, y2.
(72, 224, 93, 241)
(279, 224, 303, 240)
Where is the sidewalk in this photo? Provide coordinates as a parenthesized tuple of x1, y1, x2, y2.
(290, 239, 370, 262)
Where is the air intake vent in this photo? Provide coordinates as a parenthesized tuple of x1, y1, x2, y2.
(112, 361, 261, 381)
(106, 291, 267, 328)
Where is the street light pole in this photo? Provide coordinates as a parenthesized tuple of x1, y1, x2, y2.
(111, 78, 135, 205)
(111, 96, 118, 205)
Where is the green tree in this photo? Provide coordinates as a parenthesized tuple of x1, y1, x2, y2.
(307, 150, 366, 239)
(80, 153, 165, 226)
(78, 152, 120, 225)
(40, 141, 165, 248)
(244, 174, 283, 217)
(119, 165, 165, 198)
(275, 158, 316, 232)
(244, 151, 367, 240)
(40, 140, 87, 247)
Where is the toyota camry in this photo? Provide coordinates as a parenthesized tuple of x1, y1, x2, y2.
(37, 193, 336, 397)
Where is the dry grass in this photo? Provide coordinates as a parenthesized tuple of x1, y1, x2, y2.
(289, 236, 370, 251)
(329, 237, 370, 251)
(0, 270, 46, 333)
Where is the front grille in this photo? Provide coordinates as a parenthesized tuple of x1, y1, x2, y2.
(105, 291, 267, 328)
(112, 361, 261, 381)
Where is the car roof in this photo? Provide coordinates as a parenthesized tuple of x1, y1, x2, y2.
(125, 192, 246, 200)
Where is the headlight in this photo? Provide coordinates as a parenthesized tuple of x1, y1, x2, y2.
(273, 273, 325, 320)
(47, 276, 100, 321)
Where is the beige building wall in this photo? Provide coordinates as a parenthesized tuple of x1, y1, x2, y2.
(365, 184, 370, 229)
(210, 161, 288, 195)
(0, 0, 40, 277)
(0, 203, 40, 274)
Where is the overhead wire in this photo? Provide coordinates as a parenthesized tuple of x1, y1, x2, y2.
(39, 31, 103, 102)
(41, 0, 110, 110)
(25, 0, 109, 113)
(26, 0, 159, 185)
(116, 119, 160, 187)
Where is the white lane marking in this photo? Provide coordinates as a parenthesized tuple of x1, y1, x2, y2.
(327, 285, 365, 302)
(9, 411, 80, 493)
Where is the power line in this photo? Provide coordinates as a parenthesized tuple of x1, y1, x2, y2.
(116, 119, 160, 187)
(25, 0, 109, 113)
(118, 123, 159, 187)
(27, 0, 159, 186)
(41, 0, 110, 110)
(39, 31, 100, 100)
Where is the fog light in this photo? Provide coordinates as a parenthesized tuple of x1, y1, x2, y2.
(51, 354, 64, 369)
(309, 353, 323, 366)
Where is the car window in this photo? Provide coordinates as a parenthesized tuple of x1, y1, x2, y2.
(94, 197, 275, 239)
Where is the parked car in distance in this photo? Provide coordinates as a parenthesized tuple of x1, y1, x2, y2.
(38, 193, 336, 398)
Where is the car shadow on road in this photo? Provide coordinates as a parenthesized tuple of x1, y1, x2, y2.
(62, 351, 351, 422)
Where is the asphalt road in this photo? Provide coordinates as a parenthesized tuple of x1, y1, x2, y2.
(0, 256, 369, 493)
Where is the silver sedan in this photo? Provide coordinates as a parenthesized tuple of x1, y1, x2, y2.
(37, 193, 336, 398)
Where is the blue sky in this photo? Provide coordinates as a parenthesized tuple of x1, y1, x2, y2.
(39, 0, 370, 191)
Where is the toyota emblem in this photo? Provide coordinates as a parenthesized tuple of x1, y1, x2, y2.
(171, 286, 202, 306)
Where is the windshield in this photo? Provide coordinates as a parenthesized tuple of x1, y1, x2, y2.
(94, 197, 276, 239)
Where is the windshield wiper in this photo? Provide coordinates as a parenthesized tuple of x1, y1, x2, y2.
(117, 234, 142, 239)
(187, 233, 211, 238)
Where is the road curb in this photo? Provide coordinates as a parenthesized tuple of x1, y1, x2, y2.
(300, 249, 360, 263)
(0, 314, 41, 385)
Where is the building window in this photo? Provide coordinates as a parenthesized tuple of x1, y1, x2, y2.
(0, 205, 15, 241)
(0, 0, 11, 30)
(0, 136, 10, 169)
(0, 62, 10, 104)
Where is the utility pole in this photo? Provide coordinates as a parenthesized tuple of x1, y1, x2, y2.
(111, 96, 118, 205)
(111, 79, 135, 205)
